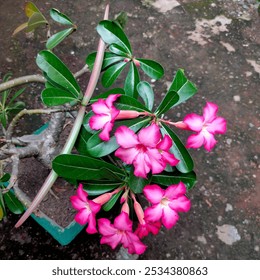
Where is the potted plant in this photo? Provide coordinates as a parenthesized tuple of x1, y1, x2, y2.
(0, 2, 226, 254)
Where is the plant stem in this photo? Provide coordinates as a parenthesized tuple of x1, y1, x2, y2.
(0, 65, 89, 92)
(14, 4, 110, 228)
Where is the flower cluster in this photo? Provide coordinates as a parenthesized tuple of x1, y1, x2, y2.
(70, 95, 226, 255)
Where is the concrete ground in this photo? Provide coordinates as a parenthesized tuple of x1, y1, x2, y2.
(0, 0, 259, 259)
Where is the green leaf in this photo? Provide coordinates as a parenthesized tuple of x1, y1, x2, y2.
(160, 123, 194, 173)
(124, 62, 140, 99)
(25, 2, 41, 18)
(109, 43, 129, 57)
(36, 50, 81, 97)
(168, 69, 197, 107)
(41, 87, 78, 106)
(0, 112, 8, 128)
(97, 20, 132, 55)
(52, 154, 124, 180)
(74, 126, 92, 156)
(8, 101, 25, 115)
(13, 22, 28, 36)
(90, 88, 126, 103)
(155, 91, 179, 116)
(50, 8, 73, 25)
(128, 168, 151, 194)
(136, 58, 164, 80)
(137, 81, 154, 111)
(46, 28, 75, 50)
(102, 189, 123, 211)
(114, 12, 128, 29)
(26, 12, 48, 32)
(83, 181, 121, 196)
(101, 61, 127, 88)
(87, 117, 151, 158)
(151, 170, 197, 190)
(0, 173, 11, 182)
(116, 95, 151, 112)
(3, 191, 24, 214)
(0, 204, 5, 220)
(9, 88, 26, 106)
(86, 52, 125, 71)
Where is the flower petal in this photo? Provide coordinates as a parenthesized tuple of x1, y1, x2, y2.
(161, 207, 179, 229)
(169, 196, 191, 212)
(74, 208, 90, 225)
(91, 99, 110, 115)
(143, 184, 164, 204)
(165, 182, 187, 199)
(138, 123, 161, 148)
(115, 147, 139, 164)
(115, 126, 139, 148)
(105, 94, 121, 107)
(98, 218, 117, 236)
(114, 212, 133, 231)
(186, 132, 205, 149)
(86, 213, 98, 234)
(203, 102, 218, 123)
(88, 200, 101, 214)
(99, 121, 114, 141)
(207, 117, 227, 134)
(125, 232, 147, 255)
(146, 148, 165, 174)
(76, 184, 88, 201)
(203, 131, 217, 151)
(156, 135, 172, 150)
(144, 204, 163, 222)
(184, 113, 204, 132)
(161, 151, 179, 166)
(70, 195, 87, 210)
(133, 152, 151, 178)
(89, 114, 110, 130)
(100, 234, 122, 249)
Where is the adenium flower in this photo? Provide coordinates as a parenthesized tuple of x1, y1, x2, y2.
(115, 123, 179, 178)
(183, 102, 227, 151)
(70, 184, 101, 234)
(89, 94, 145, 141)
(143, 183, 191, 229)
(71, 184, 122, 234)
(98, 212, 147, 255)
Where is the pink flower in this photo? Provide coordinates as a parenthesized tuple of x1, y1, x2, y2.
(89, 94, 121, 141)
(183, 102, 227, 151)
(115, 123, 179, 178)
(70, 184, 101, 234)
(98, 212, 147, 255)
(143, 183, 191, 229)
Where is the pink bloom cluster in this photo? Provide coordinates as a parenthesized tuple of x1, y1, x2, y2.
(71, 182, 190, 255)
(183, 102, 227, 151)
(115, 123, 179, 178)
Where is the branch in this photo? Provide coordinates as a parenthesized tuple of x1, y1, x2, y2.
(14, 4, 110, 228)
(0, 64, 89, 92)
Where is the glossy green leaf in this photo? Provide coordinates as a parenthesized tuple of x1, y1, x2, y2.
(0, 173, 11, 182)
(50, 8, 73, 25)
(116, 95, 151, 112)
(155, 91, 179, 116)
(160, 123, 194, 173)
(52, 154, 124, 180)
(41, 88, 78, 106)
(83, 181, 121, 196)
(124, 62, 140, 99)
(151, 170, 197, 190)
(136, 58, 164, 80)
(137, 81, 154, 111)
(74, 126, 92, 156)
(86, 52, 125, 71)
(168, 69, 197, 107)
(128, 168, 151, 194)
(102, 189, 123, 212)
(109, 43, 129, 57)
(90, 88, 126, 103)
(46, 28, 75, 50)
(87, 117, 151, 158)
(3, 191, 24, 214)
(101, 61, 127, 88)
(36, 50, 81, 97)
(26, 12, 48, 32)
(97, 20, 132, 55)
(25, 2, 40, 17)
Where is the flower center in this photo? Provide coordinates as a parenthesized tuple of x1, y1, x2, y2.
(136, 144, 147, 153)
(160, 197, 169, 207)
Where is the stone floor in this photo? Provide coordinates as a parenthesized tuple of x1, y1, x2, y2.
(0, 0, 259, 259)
